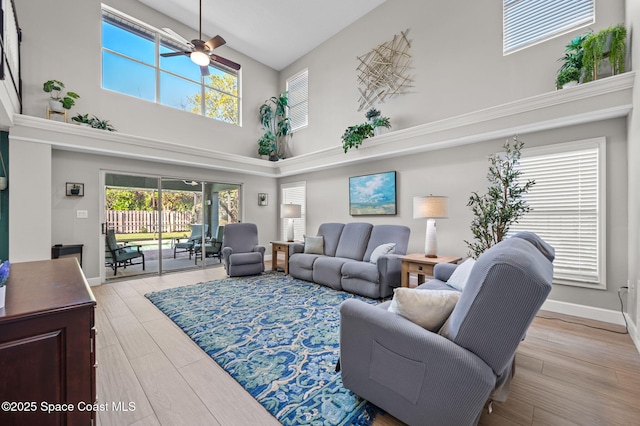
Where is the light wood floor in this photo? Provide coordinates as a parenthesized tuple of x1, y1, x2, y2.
(93, 267, 640, 426)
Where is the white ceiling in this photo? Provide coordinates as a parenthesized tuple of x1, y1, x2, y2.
(137, 0, 386, 71)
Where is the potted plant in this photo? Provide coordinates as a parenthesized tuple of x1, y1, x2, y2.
(72, 113, 91, 126)
(0, 260, 10, 309)
(556, 33, 589, 88)
(582, 24, 627, 82)
(341, 109, 391, 153)
(89, 115, 116, 131)
(464, 137, 535, 259)
(556, 67, 581, 89)
(70, 184, 81, 195)
(43, 80, 80, 112)
(257, 92, 291, 160)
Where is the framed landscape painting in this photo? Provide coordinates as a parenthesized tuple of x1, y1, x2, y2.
(349, 171, 397, 216)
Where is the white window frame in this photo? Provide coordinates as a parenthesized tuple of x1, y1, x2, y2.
(503, 0, 594, 55)
(286, 69, 308, 132)
(280, 181, 306, 242)
(509, 138, 606, 289)
(101, 5, 240, 125)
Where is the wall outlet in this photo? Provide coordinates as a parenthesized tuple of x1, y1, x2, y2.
(76, 210, 88, 219)
(629, 280, 637, 291)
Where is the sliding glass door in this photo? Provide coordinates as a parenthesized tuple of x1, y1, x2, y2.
(104, 173, 241, 280)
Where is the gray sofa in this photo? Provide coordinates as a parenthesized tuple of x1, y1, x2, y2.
(288, 222, 410, 298)
(339, 232, 554, 425)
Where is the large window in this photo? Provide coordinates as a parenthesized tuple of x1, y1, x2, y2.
(286, 69, 308, 132)
(509, 138, 606, 289)
(281, 181, 306, 241)
(503, 0, 594, 55)
(101, 6, 240, 125)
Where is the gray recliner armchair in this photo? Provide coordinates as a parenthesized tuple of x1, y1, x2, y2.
(221, 223, 265, 277)
(339, 232, 554, 426)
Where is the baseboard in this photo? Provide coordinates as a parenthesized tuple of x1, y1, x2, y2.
(626, 313, 640, 354)
(87, 276, 102, 287)
(541, 299, 626, 326)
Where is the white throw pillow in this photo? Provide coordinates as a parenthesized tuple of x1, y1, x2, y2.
(446, 258, 476, 291)
(369, 243, 396, 264)
(388, 288, 460, 331)
(304, 236, 324, 254)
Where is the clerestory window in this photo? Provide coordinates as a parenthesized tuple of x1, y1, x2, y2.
(503, 0, 594, 55)
(101, 5, 240, 125)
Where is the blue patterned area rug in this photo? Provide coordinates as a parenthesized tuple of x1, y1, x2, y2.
(145, 271, 380, 425)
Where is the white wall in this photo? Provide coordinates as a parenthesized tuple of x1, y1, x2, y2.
(15, 0, 279, 157)
(279, 0, 625, 156)
(8, 140, 51, 262)
(51, 149, 278, 282)
(279, 118, 628, 312)
(625, 0, 640, 339)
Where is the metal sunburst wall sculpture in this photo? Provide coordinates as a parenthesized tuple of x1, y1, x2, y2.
(356, 28, 413, 111)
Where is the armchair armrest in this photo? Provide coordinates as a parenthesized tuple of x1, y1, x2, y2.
(434, 262, 458, 282)
(252, 245, 266, 256)
(339, 299, 495, 425)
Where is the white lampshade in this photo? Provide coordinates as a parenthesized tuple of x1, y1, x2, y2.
(413, 195, 449, 219)
(190, 50, 210, 66)
(281, 204, 302, 219)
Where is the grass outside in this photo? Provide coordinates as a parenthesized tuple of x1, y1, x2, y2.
(115, 232, 189, 242)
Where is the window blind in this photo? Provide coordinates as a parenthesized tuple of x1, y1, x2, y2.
(509, 139, 605, 288)
(281, 182, 306, 241)
(503, 0, 594, 55)
(287, 70, 308, 132)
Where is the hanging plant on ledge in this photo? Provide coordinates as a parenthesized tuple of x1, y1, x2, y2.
(341, 108, 391, 153)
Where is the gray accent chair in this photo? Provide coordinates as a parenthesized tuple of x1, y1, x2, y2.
(221, 223, 265, 277)
(288, 222, 410, 298)
(339, 232, 554, 425)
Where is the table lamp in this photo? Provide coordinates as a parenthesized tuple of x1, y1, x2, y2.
(413, 195, 449, 257)
(281, 203, 302, 242)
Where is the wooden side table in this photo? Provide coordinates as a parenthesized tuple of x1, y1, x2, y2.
(401, 254, 462, 287)
(270, 241, 296, 274)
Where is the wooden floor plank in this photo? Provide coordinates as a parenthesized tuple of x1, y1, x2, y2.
(129, 351, 220, 426)
(142, 317, 206, 369)
(179, 357, 280, 426)
(108, 313, 161, 361)
(96, 343, 155, 426)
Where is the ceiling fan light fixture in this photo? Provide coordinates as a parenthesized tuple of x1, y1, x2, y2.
(190, 50, 210, 66)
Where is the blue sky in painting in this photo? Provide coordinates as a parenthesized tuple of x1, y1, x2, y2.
(349, 172, 396, 204)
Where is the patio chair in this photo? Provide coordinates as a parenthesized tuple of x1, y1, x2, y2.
(105, 229, 145, 276)
(195, 225, 224, 265)
(173, 224, 208, 259)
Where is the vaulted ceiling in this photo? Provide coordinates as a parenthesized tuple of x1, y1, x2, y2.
(137, 0, 386, 71)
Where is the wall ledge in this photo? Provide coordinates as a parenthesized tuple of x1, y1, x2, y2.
(10, 72, 634, 178)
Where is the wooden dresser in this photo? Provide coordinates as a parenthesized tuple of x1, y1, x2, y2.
(0, 258, 96, 425)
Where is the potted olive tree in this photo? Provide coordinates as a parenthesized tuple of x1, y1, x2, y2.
(43, 80, 79, 112)
(257, 92, 291, 160)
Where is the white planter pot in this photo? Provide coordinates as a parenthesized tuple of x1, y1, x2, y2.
(48, 99, 64, 112)
(562, 81, 579, 89)
(0, 286, 5, 309)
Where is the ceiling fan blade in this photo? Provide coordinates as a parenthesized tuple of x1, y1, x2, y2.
(160, 51, 189, 58)
(161, 27, 191, 46)
(210, 54, 241, 71)
(204, 35, 226, 51)
(200, 66, 210, 77)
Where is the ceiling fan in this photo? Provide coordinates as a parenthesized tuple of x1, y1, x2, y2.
(160, 0, 240, 76)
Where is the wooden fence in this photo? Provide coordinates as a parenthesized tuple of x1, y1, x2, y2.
(106, 210, 193, 234)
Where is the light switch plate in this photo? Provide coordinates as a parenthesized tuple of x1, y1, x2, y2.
(77, 210, 88, 219)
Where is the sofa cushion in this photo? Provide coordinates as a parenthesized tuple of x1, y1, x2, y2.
(446, 258, 475, 291)
(317, 223, 345, 257)
(335, 223, 373, 260)
(369, 243, 396, 264)
(313, 256, 357, 290)
(388, 288, 460, 331)
(342, 261, 379, 284)
(304, 236, 324, 254)
(364, 225, 411, 261)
